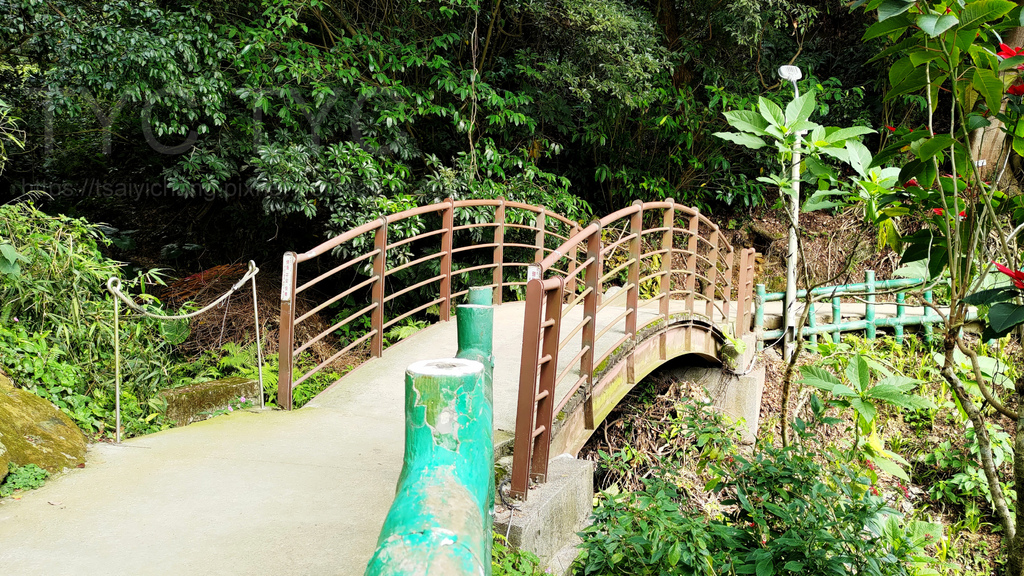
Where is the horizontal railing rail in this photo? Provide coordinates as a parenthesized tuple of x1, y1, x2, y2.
(278, 198, 578, 409)
(511, 199, 757, 499)
(752, 270, 977, 348)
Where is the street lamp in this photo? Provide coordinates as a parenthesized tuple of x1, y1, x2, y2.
(778, 65, 802, 362)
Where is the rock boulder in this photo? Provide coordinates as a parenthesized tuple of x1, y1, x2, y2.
(0, 370, 87, 479)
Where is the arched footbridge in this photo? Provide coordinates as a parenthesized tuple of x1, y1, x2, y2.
(278, 199, 757, 499)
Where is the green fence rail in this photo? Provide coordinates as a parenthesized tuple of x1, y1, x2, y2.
(365, 287, 495, 576)
(753, 271, 977, 350)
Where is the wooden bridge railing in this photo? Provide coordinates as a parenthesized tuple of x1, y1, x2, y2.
(510, 199, 756, 499)
(278, 198, 577, 409)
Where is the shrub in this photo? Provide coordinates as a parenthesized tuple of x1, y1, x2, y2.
(0, 201, 175, 436)
(575, 400, 942, 576)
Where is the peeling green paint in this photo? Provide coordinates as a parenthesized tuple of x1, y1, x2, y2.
(366, 288, 494, 576)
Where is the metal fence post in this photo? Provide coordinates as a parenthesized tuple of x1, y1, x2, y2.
(278, 251, 298, 409)
(493, 200, 505, 305)
(534, 208, 546, 263)
(440, 199, 454, 322)
(660, 202, 674, 359)
(371, 220, 388, 357)
(865, 270, 876, 340)
(582, 224, 601, 430)
(704, 230, 719, 319)
(895, 291, 906, 343)
(832, 296, 842, 344)
(511, 271, 544, 499)
(754, 284, 766, 351)
(685, 213, 699, 312)
(531, 277, 563, 483)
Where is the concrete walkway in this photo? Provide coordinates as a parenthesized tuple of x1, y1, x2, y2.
(0, 303, 532, 576)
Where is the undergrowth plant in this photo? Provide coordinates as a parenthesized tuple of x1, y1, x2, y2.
(575, 398, 942, 576)
(0, 201, 178, 437)
(0, 463, 49, 497)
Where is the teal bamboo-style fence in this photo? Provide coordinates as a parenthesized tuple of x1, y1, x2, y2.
(753, 271, 977, 350)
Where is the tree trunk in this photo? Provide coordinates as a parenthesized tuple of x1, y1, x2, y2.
(971, 26, 1024, 184)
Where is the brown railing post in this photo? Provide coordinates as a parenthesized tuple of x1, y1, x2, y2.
(626, 202, 642, 387)
(737, 248, 756, 338)
(493, 200, 505, 305)
(660, 201, 674, 359)
(511, 270, 545, 499)
(723, 247, 736, 328)
(565, 224, 580, 296)
(534, 208, 546, 263)
(581, 223, 601, 430)
(371, 219, 388, 357)
(705, 229, 719, 319)
(685, 212, 699, 312)
(278, 251, 298, 410)
(530, 276, 563, 483)
(440, 199, 454, 321)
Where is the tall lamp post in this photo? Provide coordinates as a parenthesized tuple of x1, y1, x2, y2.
(778, 65, 802, 363)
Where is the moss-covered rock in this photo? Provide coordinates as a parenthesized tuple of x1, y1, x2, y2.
(158, 377, 259, 426)
(0, 371, 87, 474)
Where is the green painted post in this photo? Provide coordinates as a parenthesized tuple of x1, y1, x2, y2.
(895, 292, 906, 343)
(832, 296, 841, 344)
(754, 284, 766, 351)
(365, 288, 494, 576)
(924, 290, 934, 344)
(865, 270, 876, 340)
(807, 299, 817, 346)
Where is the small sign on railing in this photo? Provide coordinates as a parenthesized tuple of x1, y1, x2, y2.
(527, 264, 542, 282)
(281, 252, 295, 302)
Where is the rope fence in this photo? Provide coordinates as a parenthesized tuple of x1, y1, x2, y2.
(105, 261, 263, 442)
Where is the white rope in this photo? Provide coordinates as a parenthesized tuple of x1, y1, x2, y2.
(106, 261, 259, 320)
(106, 261, 264, 442)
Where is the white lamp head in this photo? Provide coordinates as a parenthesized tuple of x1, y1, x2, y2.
(778, 65, 802, 82)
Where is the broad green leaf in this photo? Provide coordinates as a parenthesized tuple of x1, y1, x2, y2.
(850, 397, 878, 424)
(1013, 120, 1024, 157)
(758, 96, 785, 128)
(803, 189, 848, 212)
(714, 132, 767, 150)
(799, 365, 842, 391)
(872, 455, 910, 481)
(785, 91, 816, 126)
(916, 134, 955, 161)
(846, 355, 872, 392)
(867, 385, 934, 410)
(910, 50, 944, 67)
(846, 141, 873, 179)
(864, 14, 913, 39)
(159, 319, 191, 346)
(885, 66, 929, 100)
(824, 126, 875, 144)
(958, 0, 1015, 30)
(963, 287, 1018, 305)
(877, 0, 916, 21)
(917, 13, 958, 36)
(723, 109, 770, 134)
(999, 55, 1024, 71)
(987, 301, 1024, 332)
(972, 67, 1003, 116)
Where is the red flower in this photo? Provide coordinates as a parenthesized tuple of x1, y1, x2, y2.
(870, 486, 880, 496)
(994, 261, 1024, 289)
(997, 43, 1024, 59)
(885, 125, 897, 132)
(905, 178, 919, 187)
(1008, 84, 1024, 96)
(932, 208, 965, 217)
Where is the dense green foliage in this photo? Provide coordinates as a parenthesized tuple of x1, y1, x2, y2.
(0, 202, 176, 436)
(575, 399, 941, 576)
(0, 0, 881, 229)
